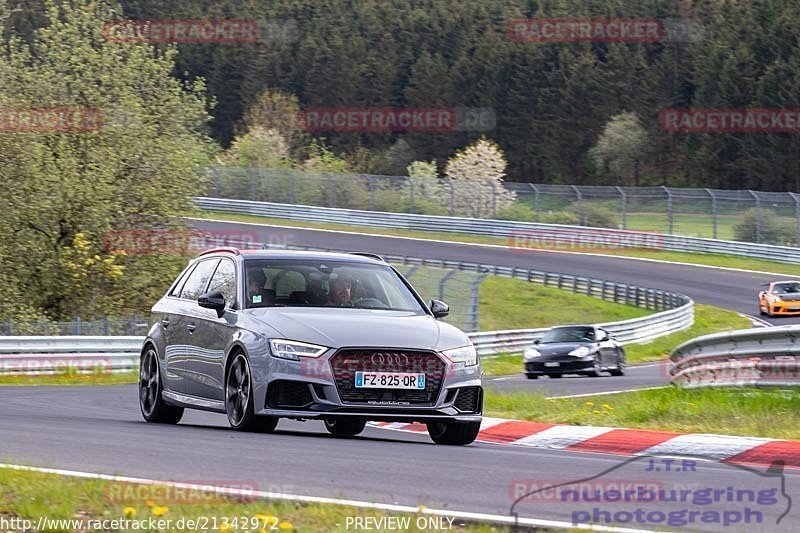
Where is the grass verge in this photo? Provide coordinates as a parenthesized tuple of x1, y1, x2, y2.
(0, 371, 138, 386)
(197, 211, 800, 276)
(478, 276, 648, 331)
(0, 468, 502, 532)
(484, 386, 800, 440)
(481, 303, 750, 376)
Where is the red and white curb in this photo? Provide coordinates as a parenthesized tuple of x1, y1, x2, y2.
(370, 418, 800, 469)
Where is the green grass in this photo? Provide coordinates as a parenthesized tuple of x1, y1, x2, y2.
(0, 371, 138, 386)
(197, 211, 800, 276)
(0, 468, 503, 532)
(481, 304, 750, 376)
(478, 276, 648, 331)
(484, 387, 800, 440)
(624, 212, 739, 240)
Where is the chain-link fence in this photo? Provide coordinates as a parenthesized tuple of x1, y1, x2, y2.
(206, 167, 800, 245)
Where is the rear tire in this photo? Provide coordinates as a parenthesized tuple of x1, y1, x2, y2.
(139, 345, 184, 424)
(324, 417, 366, 437)
(525, 374, 539, 380)
(426, 420, 481, 445)
(549, 373, 562, 379)
(226, 352, 278, 433)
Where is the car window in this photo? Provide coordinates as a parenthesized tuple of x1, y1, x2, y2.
(541, 327, 595, 343)
(180, 259, 220, 301)
(168, 263, 196, 297)
(243, 259, 425, 312)
(207, 259, 236, 307)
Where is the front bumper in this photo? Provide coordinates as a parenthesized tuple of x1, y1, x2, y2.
(525, 358, 595, 375)
(251, 347, 483, 423)
(768, 303, 800, 315)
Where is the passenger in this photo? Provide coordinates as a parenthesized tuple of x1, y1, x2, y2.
(327, 274, 353, 306)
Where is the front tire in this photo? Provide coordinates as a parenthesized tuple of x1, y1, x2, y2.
(585, 358, 602, 377)
(426, 421, 481, 445)
(525, 373, 539, 380)
(225, 352, 278, 433)
(324, 417, 366, 437)
(609, 351, 626, 376)
(139, 345, 183, 424)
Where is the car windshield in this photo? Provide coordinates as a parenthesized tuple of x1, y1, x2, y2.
(243, 259, 425, 312)
(773, 283, 800, 294)
(540, 327, 595, 343)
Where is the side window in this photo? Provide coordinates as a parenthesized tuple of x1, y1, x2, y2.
(169, 264, 196, 297)
(207, 259, 236, 307)
(180, 259, 220, 301)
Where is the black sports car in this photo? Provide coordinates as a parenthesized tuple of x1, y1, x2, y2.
(523, 325, 625, 379)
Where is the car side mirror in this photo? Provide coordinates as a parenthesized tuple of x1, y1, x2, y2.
(199, 290, 226, 317)
(597, 330, 608, 341)
(429, 299, 449, 318)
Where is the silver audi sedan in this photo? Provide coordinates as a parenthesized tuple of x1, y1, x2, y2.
(139, 248, 483, 445)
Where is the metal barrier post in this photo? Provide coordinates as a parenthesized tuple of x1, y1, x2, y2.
(663, 186, 674, 234)
(449, 179, 455, 215)
(491, 181, 497, 217)
(748, 190, 761, 243)
(530, 184, 540, 221)
(439, 269, 457, 301)
(368, 175, 375, 211)
(326, 173, 333, 207)
(409, 177, 415, 214)
(791, 192, 800, 245)
(572, 185, 583, 225)
(705, 188, 717, 239)
(616, 186, 627, 229)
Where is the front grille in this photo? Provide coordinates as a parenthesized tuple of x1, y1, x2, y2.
(266, 380, 313, 409)
(453, 387, 482, 413)
(330, 348, 446, 406)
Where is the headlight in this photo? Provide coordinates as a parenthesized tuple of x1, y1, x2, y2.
(523, 348, 541, 361)
(768, 294, 781, 302)
(568, 346, 592, 357)
(269, 339, 328, 361)
(441, 345, 478, 367)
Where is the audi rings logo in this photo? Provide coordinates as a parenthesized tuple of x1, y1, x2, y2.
(371, 352, 410, 368)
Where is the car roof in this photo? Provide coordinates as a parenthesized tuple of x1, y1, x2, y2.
(550, 325, 596, 329)
(198, 248, 386, 265)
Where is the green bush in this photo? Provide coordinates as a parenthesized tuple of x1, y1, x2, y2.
(495, 203, 539, 222)
(733, 208, 796, 245)
(578, 203, 618, 228)
(540, 210, 579, 225)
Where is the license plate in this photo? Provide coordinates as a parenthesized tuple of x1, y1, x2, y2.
(544, 362, 560, 367)
(355, 371, 425, 389)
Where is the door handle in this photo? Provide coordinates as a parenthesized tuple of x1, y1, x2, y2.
(186, 323, 197, 333)
(161, 317, 170, 328)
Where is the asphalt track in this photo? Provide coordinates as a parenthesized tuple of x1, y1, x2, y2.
(1, 385, 798, 531)
(4, 219, 800, 531)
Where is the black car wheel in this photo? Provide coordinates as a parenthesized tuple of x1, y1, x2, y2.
(585, 357, 602, 377)
(549, 373, 562, 379)
(427, 420, 481, 445)
(609, 351, 626, 376)
(525, 374, 539, 380)
(226, 352, 278, 433)
(139, 345, 183, 424)
(324, 417, 367, 436)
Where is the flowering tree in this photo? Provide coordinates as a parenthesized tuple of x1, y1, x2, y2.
(444, 138, 515, 218)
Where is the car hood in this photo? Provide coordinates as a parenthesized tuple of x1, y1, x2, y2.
(535, 342, 596, 355)
(246, 307, 469, 351)
(776, 293, 800, 302)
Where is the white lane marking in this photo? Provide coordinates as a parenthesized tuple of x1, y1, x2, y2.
(513, 425, 615, 448)
(545, 386, 669, 400)
(637, 434, 775, 461)
(479, 417, 509, 431)
(741, 313, 774, 328)
(191, 216, 800, 277)
(0, 463, 650, 533)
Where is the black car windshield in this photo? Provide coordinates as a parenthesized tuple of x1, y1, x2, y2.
(244, 259, 426, 312)
(540, 326, 595, 343)
(773, 282, 800, 294)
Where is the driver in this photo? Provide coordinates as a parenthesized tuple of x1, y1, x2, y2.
(247, 268, 268, 304)
(327, 274, 353, 306)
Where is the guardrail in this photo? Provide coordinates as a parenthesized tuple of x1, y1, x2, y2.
(0, 336, 142, 374)
(195, 197, 800, 264)
(670, 325, 800, 388)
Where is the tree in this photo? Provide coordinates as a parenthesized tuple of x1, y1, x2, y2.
(590, 112, 650, 186)
(239, 88, 306, 156)
(444, 138, 515, 218)
(0, 0, 211, 320)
